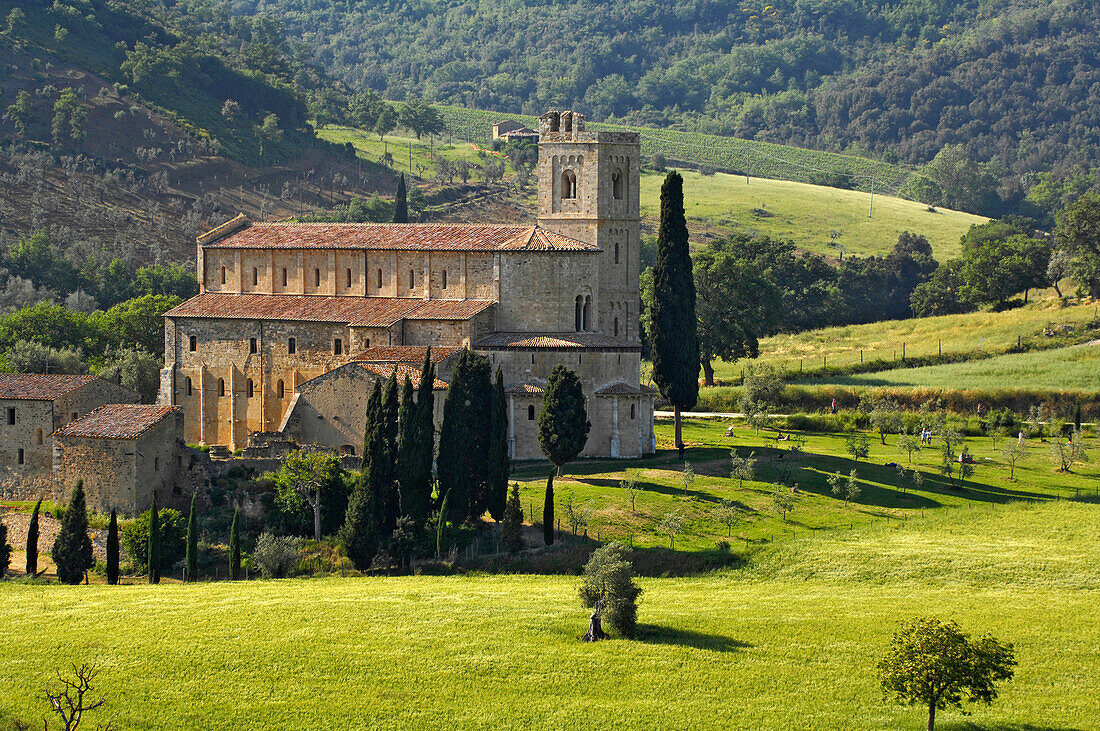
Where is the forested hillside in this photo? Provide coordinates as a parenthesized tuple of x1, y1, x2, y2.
(232, 0, 1100, 218)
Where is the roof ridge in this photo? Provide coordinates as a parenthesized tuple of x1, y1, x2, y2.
(196, 213, 251, 244)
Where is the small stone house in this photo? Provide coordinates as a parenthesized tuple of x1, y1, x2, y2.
(0, 375, 138, 494)
(492, 120, 526, 139)
(53, 404, 183, 515)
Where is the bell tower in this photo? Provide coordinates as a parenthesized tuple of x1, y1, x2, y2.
(536, 111, 640, 343)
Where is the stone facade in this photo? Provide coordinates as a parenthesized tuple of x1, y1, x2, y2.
(162, 111, 655, 460)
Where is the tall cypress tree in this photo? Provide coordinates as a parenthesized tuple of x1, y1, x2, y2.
(538, 365, 591, 546)
(106, 509, 119, 585)
(0, 521, 9, 579)
(650, 171, 699, 457)
(147, 491, 160, 584)
(437, 349, 493, 522)
(407, 348, 436, 525)
(378, 372, 401, 533)
(228, 509, 241, 580)
(25, 498, 41, 577)
(393, 174, 408, 223)
(486, 367, 511, 522)
(185, 494, 198, 582)
(52, 481, 94, 585)
(395, 374, 417, 513)
(342, 380, 382, 570)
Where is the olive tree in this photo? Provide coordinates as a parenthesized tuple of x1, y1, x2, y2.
(578, 542, 642, 641)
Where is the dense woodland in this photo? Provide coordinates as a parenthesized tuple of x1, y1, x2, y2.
(231, 0, 1100, 217)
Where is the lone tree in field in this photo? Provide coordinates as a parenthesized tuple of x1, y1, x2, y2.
(730, 450, 756, 488)
(879, 617, 1016, 731)
(579, 542, 642, 641)
(538, 365, 590, 546)
(713, 498, 743, 538)
(147, 491, 161, 584)
(501, 484, 524, 553)
(185, 494, 198, 582)
(486, 368, 511, 521)
(228, 509, 242, 580)
(52, 481, 94, 585)
(106, 509, 119, 585)
(26, 498, 42, 577)
(649, 171, 699, 457)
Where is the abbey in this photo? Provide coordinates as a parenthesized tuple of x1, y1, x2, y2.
(159, 111, 655, 460)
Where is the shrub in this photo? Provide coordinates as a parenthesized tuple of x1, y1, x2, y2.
(121, 508, 186, 573)
(252, 533, 301, 579)
(0, 521, 10, 578)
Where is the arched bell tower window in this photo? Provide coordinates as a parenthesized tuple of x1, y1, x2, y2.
(562, 169, 577, 199)
(612, 168, 624, 200)
(582, 295, 591, 332)
(575, 295, 583, 332)
(218, 378, 225, 397)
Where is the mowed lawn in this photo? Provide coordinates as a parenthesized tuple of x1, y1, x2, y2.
(802, 342, 1100, 391)
(638, 170, 984, 259)
(1, 501, 1098, 729)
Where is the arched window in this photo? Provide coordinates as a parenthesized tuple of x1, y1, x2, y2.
(185, 377, 193, 396)
(442, 269, 448, 289)
(612, 169, 624, 200)
(377, 268, 383, 289)
(35, 428, 43, 445)
(221, 266, 226, 285)
(277, 380, 284, 399)
(188, 335, 197, 352)
(615, 241, 620, 264)
(346, 268, 352, 289)
(562, 169, 577, 199)
(288, 337, 296, 354)
(249, 337, 257, 354)
(528, 405, 535, 420)
(630, 404, 636, 420)
(582, 295, 591, 332)
(247, 379, 254, 398)
(614, 317, 619, 337)
(365, 338, 370, 348)
(218, 378, 225, 397)
(282, 268, 288, 287)
(154, 456, 159, 471)
(252, 267, 258, 286)
(575, 295, 583, 332)
(314, 268, 321, 288)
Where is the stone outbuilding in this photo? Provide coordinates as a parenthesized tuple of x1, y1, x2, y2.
(53, 404, 184, 515)
(0, 374, 139, 497)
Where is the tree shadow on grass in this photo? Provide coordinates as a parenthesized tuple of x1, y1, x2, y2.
(938, 723, 1086, 731)
(634, 623, 752, 653)
(576, 477, 722, 504)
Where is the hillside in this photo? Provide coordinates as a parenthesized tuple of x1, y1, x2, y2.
(231, 0, 1100, 216)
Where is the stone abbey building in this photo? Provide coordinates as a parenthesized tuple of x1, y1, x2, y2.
(160, 111, 655, 460)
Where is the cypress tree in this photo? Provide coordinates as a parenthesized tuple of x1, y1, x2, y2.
(0, 521, 9, 579)
(395, 374, 417, 513)
(650, 171, 699, 456)
(51, 480, 94, 585)
(393, 174, 408, 223)
(378, 372, 401, 533)
(228, 509, 241, 580)
(502, 484, 524, 552)
(185, 494, 198, 582)
(147, 491, 160, 584)
(437, 349, 493, 522)
(486, 367, 511, 522)
(342, 381, 382, 569)
(407, 348, 436, 525)
(538, 365, 591, 546)
(25, 498, 41, 577)
(106, 509, 119, 585)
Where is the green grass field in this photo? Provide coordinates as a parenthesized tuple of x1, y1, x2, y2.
(640, 170, 984, 258)
(703, 298, 1100, 384)
(800, 342, 1100, 391)
(3, 498, 1098, 729)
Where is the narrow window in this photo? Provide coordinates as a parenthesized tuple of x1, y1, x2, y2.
(277, 380, 285, 399)
(409, 269, 415, 289)
(615, 241, 620, 264)
(528, 405, 535, 421)
(249, 337, 258, 354)
(282, 268, 288, 287)
(252, 267, 258, 286)
(18, 448, 24, 465)
(346, 268, 352, 289)
(72, 412, 78, 421)
(442, 269, 448, 289)
(612, 169, 624, 200)
(221, 266, 226, 285)
(365, 338, 370, 348)
(288, 337, 296, 354)
(574, 295, 583, 332)
(315, 268, 321, 288)
(186, 377, 193, 396)
(247, 379, 254, 398)
(377, 268, 383, 289)
(154, 456, 159, 471)
(189, 335, 197, 352)
(630, 404, 636, 419)
(614, 317, 619, 337)
(35, 428, 43, 445)
(334, 338, 343, 355)
(582, 295, 591, 331)
(218, 379, 225, 397)
(6, 407, 14, 425)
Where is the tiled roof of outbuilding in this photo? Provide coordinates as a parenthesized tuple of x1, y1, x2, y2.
(357, 363, 449, 390)
(198, 220, 599, 253)
(594, 382, 658, 395)
(0, 374, 98, 400)
(504, 380, 547, 395)
(475, 332, 639, 350)
(53, 405, 179, 439)
(164, 293, 493, 327)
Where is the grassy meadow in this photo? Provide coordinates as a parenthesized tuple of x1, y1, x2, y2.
(2, 498, 1098, 729)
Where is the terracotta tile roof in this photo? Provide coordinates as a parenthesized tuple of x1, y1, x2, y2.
(196, 213, 250, 244)
(53, 405, 179, 439)
(595, 382, 658, 395)
(505, 380, 546, 395)
(0, 374, 98, 400)
(198, 221, 600, 253)
(164, 293, 493, 327)
(357, 363, 449, 390)
(351, 346, 461, 365)
(475, 332, 639, 350)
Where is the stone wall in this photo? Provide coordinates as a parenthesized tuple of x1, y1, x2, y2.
(496, 252, 600, 332)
